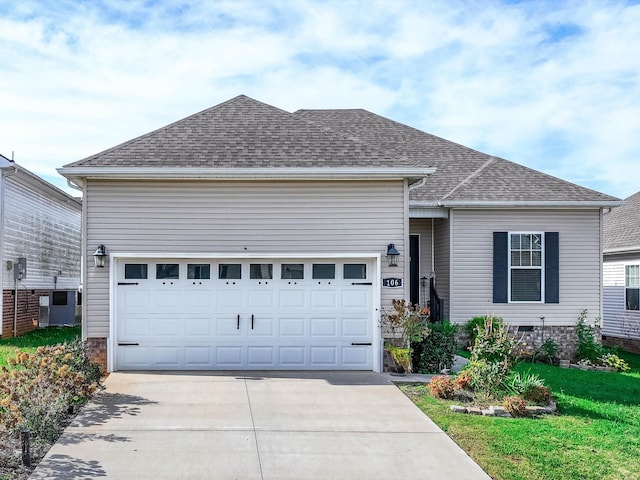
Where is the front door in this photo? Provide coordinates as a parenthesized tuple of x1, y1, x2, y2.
(409, 235, 420, 305)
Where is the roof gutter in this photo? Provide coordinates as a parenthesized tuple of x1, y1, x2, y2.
(437, 200, 622, 208)
(57, 166, 436, 183)
(604, 245, 640, 255)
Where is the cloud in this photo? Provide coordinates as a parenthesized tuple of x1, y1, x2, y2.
(0, 0, 638, 199)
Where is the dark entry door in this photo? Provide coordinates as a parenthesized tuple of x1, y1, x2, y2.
(409, 235, 420, 305)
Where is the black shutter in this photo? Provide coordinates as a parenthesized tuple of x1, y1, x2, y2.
(545, 232, 559, 303)
(493, 232, 508, 303)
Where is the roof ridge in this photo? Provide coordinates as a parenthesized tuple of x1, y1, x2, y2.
(293, 111, 418, 167)
(297, 108, 497, 159)
(441, 156, 499, 200)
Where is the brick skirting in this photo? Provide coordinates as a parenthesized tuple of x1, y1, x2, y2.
(2, 288, 51, 338)
(86, 337, 108, 372)
(602, 335, 640, 354)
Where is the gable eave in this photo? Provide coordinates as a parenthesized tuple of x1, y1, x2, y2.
(57, 166, 436, 185)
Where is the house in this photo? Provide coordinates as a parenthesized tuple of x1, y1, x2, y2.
(58, 95, 620, 372)
(603, 191, 640, 353)
(1, 154, 82, 338)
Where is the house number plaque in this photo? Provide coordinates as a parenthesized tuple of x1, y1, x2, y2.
(383, 278, 402, 288)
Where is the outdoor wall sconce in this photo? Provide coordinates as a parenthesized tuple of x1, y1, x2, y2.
(386, 243, 399, 267)
(93, 245, 107, 268)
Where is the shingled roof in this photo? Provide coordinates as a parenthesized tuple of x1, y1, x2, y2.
(604, 191, 640, 253)
(294, 109, 619, 204)
(64, 95, 414, 169)
(63, 94, 619, 205)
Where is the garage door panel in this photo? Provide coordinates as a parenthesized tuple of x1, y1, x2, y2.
(310, 346, 338, 366)
(184, 289, 214, 309)
(248, 316, 275, 336)
(215, 346, 244, 367)
(118, 289, 151, 313)
(216, 315, 242, 336)
(151, 346, 181, 367)
(118, 315, 150, 338)
(342, 317, 370, 337)
(310, 290, 338, 308)
(278, 346, 306, 366)
(184, 317, 214, 337)
(310, 317, 337, 337)
(342, 346, 370, 367)
(152, 290, 184, 313)
(184, 346, 212, 366)
(279, 317, 306, 336)
(151, 316, 184, 338)
(247, 346, 275, 366)
(342, 290, 370, 308)
(117, 346, 150, 368)
(216, 289, 244, 308)
(279, 290, 306, 308)
(247, 289, 275, 308)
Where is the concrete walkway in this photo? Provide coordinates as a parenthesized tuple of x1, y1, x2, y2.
(31, 371, 490, 479)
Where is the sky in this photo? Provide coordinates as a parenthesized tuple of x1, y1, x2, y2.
(1, 0, 639, 199)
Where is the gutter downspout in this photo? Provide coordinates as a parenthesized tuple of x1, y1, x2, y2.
(67, 178, 83, 192)
(408, 176, 428, 191)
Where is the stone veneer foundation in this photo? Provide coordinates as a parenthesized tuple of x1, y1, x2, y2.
(457, 325, 596, 362)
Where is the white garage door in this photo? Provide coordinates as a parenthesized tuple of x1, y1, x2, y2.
(114, 258, 375, 370)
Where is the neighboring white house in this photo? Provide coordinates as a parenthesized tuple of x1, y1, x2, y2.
(58, 95, 620, 372)
(1, 154, 82, 338)
(603, 191, 640, 353)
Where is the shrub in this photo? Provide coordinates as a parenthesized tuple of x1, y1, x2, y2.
(467, 360, 506, 399)
(504, 371, 544, 394)
(411, 320, 458, 374)
(428, 376, 455, 399)
(389, 346, 411, 373)
(503, 396, 528, 417)
(523, 385, 552, 405)
(454, 369, 473, 391)
(575, 309, 604, 362)
(599, 353, 630, 372)
(0, 342, 101, 441)
(470, 316, 520, 369)
(464, 316, 502, 348)
(381, 299, 430, 346)
(533, 339, 559, 365)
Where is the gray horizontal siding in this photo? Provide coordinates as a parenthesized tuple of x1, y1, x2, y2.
(85, 180, 406, 337)
(2, 177, 81, 290)
(450, 209, 602, 326)
(603, 259, 640, 340)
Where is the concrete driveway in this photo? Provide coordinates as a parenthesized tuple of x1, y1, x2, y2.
(31, 371, 490, 479)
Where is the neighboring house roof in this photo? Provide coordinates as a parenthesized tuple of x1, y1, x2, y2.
(604, 191, 640, 254)
(60, 95, 619, 207)
(1, 155, 81, 207)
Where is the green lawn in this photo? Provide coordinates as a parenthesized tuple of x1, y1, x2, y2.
(401, 350, 640, 480)
(0, 326, 81, 367)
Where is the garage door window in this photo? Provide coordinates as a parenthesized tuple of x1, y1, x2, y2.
(313, 264, 335, 279)
(125, 264, 148, 279)
(157, 264, 179, 279)
(219, 264, 241, 279)
(188, 264, 210, 279)
(250, 263, 273, 279)
(344, 263, 366, 279)
(281, 264, 304, 279)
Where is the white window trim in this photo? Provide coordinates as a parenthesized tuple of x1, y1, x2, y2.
(508, 232, 545, 303)
(625, 264, 640, 311)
